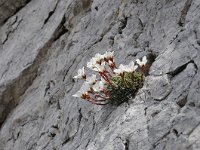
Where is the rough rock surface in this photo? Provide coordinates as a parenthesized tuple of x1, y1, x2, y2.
(0, 0, 200, 149)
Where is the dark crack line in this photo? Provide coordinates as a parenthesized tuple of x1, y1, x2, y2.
(144, 107, 148, 116)
(175, 60, 197, 107)
(0, 12, 67, 127)
(178, 0, 193, 27)
(118, 17, 128, 34)
(62, 56, 79, 82)
(67, 104, 84, 144)
(188, 121, 200, 136)
(166, 60, 197, 105)
(152, 131, 170, 149)
(166, 60, 194, 77)
(0, 59, 13, 80)
(8, 116, 39, 143)
(193, 30, 200, 46)
(131, 17, 145, 48)
(62, 36, 103, 82)
(62, 136, 71, 145)
(92, 116, 96, 131)
(153, 87, 172, 102)
(11, 16, 18, 26)
(176, 96, 187, 108)
(52, 16, 68, 41)
(78, 108, 83, 126)
(2, 0, 32, 25)
(44, 0, 61, 25)
(85, 139, 91, 149)
(138, 17, 144, 29)
(2, 19, 23, 45)
(124, 138, 130, 150)
(169, 29, 184, 44)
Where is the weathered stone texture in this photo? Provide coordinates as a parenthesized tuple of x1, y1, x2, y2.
(0, 0, 200, 149)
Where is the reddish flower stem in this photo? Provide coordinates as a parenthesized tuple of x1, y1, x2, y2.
(108, 61, 117, 74)
(112, 61, 117, 69)
(85, 96, 98, 104)
(104, 70, 112, 78)
(102, 89, 109, 96)
(120, 72, 129, 87)
(94, 94, 109, 100)
(120, 72, 125, 83)
(88, 97, 108, 105)
(141, 65, 145, 79)
(99, 72, 113, 87)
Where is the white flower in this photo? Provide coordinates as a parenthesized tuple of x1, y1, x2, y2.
(72, 83, 90, 99)
(87, 61, 93, 70)
(119, 64, 126, 70)
(136, 56, 147, 67)
(93, 81, 105, 92)
(87, 53, 105, 71)
(73, 67, 86, 79)
(72, 90, 88, 98)
(87, 58, 97, 70)
(104, 51, 114, 61)
(86, 74, 97, 85)
(114, 62, 137, 74)
(113, 68, 121, 74)
(94, 53, 104, 64)
(114, 64, 126, 74)
(95, 62, 106, 72)
(101, 77, 107, 84)
(124, 61, 138, 72)
(108, 60, 112, 65)
(81, 82, 91, 91)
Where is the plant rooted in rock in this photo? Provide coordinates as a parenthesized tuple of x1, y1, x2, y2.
(72, 51, 147, 105)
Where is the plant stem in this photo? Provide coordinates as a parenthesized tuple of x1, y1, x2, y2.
(94, 94, 109, 100)
(89, 97, 108, 105)
(99, 72, 114, 88)
(131, 72, 135, 82)
(105, 70, 112, 78)
(103, 89, 109, 96)
(120, 72, 125, 84)
(141, 66, 145, 80)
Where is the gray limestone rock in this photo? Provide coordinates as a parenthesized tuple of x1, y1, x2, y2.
(0, 0, 200, 150)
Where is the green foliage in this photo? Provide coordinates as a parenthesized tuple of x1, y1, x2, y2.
(106, 72, 144, 105)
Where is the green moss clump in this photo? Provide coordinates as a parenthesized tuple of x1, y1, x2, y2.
(106, 72, 144, 105)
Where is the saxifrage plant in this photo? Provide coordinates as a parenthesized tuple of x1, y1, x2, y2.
(72, 51, 147, 105)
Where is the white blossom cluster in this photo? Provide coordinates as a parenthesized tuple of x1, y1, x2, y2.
(72, 51, 147, 105)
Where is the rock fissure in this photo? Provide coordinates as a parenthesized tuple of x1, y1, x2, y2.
(0, 13, 68, 126)
(167, 60, 194, 78)
(52, 16, 68, 42)
(178, 0, 193, 27)
(2, 18, 23, 45)
(169, 29, 184, 44)
(188, 121, 200, 136)
(43, 0, 61, 25)
(0, 0, 32, 25)
(124, 138, 130, 150)
(152, 131, 170, 149)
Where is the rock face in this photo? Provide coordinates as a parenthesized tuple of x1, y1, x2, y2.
(0, 0, 200, 149)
